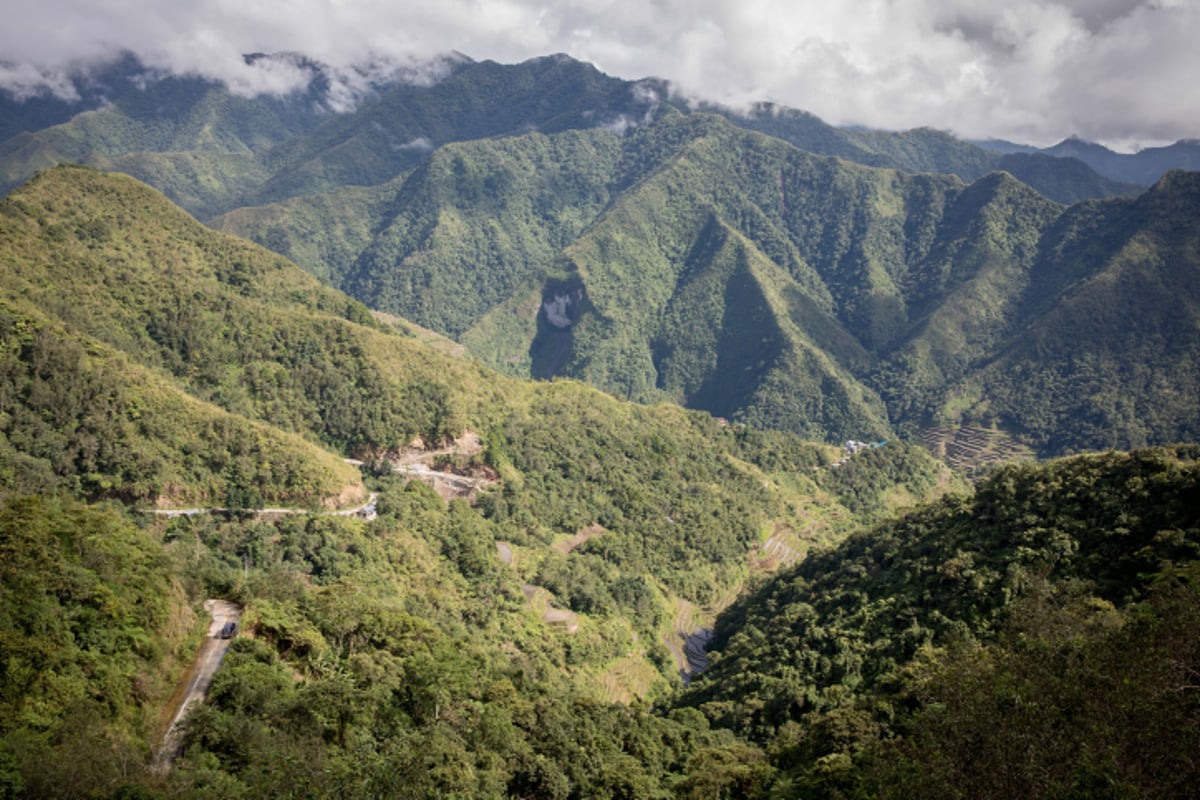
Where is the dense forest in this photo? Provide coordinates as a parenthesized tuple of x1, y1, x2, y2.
(0, 167, 968, 797)
(2, 445, 1194, 798)
(687, 446, 1200, 798)
(211, 100, 1200, 459)
(1, 52, 1199, 799)
(0, 166, 1197, 799)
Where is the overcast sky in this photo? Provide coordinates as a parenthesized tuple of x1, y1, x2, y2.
(1, 0, 1196, 150)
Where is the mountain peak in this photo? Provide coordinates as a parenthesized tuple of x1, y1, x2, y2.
(529, 52, 583, 65)
(1049, 135, 1112, 154)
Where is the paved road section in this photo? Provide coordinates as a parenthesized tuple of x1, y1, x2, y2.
(152, 600, 242, 774)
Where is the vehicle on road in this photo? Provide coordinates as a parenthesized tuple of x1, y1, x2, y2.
(218, 621, 238, 639)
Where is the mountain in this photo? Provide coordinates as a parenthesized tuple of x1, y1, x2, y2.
(0, 167, 374, 508)
(0, 53, 149, 141)
(0, 53, 664, 218)
(0, 164, 972, 798)
(954, 170, 1200, 452)
(0, 162, 950, 649)
(685, 445, 1200, 797)
(2, 53, 1138, 217)
(3, 53, 1196, 459)
(719, 105, 1139, 203)
(968, 137, 1038, 155)
(0, 66, 327, 217)
(1043, 136, 1200, 185)
(993, 151, 1142, 204)
(973, 134, 1200, 186)
(217, 110, 1200, 456)
(0, 167, 1195, 799)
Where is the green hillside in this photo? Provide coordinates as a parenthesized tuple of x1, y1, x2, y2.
(1, 52, 1138, 216)
(951, 170, 1200, 452)
(342, 128, 626, 338)
(0, 496, 198, 798)
(0, 168, 378, 507)
(5, 55, 1187, 458)
(3, 440, 1192, 797)
(0, 164, 948, 667)
(0, 165, 976, 797)
(214, 108, 1200, 456)
(0, 166, 469, 462)
(0, 306, 363, 508)
(248, 54, 655, 206)
(0, 52, 1196, 800)
(0, 69, 329, 217)
(0, 54, 657, 219)
(270, 113, 915, 424)
(718, 104, 1138, 203)
(684, 446, 1200, 797)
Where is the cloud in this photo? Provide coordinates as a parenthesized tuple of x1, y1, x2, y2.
(600, 115, 636, 135)
(0, 63, 80, 102)
(0, 0, 1196, 148)
(397, 136, 434, 152)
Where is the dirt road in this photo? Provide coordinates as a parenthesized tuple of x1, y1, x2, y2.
(152, 600, 242, 773)
(145, 493, 377, 520)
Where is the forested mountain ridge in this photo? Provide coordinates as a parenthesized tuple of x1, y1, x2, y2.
(0, 164, 480, 506)
(4, 53, 1197, 458)
(0, 53, 663, 218)
(0, 161, 950, 656)
(3, 436, 1195, 794)
(0, 166, 1196, 798)
(973, 134, 1200, 187)
(725, 104, 1142, 202)
(221, 111, 1200, 454)
(686, 445, 1200, 798)
(0, 165, 972, 797)
(1, 52, 1155, 213)
(950, 169, 1200, 452)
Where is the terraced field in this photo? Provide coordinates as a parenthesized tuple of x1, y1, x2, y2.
(919, 425, 1036, 476)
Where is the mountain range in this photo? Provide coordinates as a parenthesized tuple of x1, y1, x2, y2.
(0, 163, 970, 795)
(1, 161, 953, 644)
(4, 53, 1196, 460)
(1, 49, 1198, 799)
(975, 134, 1200, 186)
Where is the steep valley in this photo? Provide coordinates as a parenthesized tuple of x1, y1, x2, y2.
(0, 50, 1198, 799)
(0, 166, 969, 798)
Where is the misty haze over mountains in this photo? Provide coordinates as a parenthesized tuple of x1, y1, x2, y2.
(5, 0, 1199, 148)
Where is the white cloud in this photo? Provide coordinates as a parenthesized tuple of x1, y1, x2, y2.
(397, 136, 434, 152)
(0, 63, 80, 102)
(0, 0, 1196, 148)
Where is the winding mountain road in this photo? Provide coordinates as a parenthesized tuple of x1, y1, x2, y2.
(151, 600, 242, 774)
(145, 493, 378, 519)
